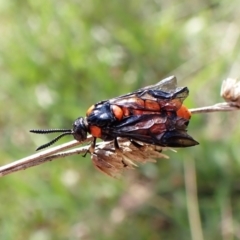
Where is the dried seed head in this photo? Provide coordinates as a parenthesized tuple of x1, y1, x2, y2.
(91, 138, 170, 177)
(221, 78, 240, 106)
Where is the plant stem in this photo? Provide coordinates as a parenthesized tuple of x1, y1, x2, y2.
(0, 101, 239, 177)
(190, 102, 240, 114)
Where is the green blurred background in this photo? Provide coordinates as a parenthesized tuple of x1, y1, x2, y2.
(1, 0, 240, 239)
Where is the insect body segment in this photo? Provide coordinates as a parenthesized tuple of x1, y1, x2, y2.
(30, 76, 198, 151)
(177, 105, 191, 120)
(109, 86, 188, 112)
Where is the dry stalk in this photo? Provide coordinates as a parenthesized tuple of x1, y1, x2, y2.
(0, 77, 239, 177)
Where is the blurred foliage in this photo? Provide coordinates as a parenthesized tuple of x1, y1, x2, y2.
(1, 0, 240, 239)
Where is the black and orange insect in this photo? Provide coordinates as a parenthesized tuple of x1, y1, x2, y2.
(30, 76, 198, 152)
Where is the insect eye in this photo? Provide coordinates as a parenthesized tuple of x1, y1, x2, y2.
(72, 117, 88, 141)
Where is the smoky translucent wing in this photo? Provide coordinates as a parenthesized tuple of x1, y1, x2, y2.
(107, 76, 189, 112)
(100, 114, 198, 148)
(135, 75, 178, 92)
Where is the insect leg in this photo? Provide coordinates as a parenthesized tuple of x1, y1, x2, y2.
(130, 139, 143, 148)
(82, 137, 97, 157)
(114, 138, 120, 150)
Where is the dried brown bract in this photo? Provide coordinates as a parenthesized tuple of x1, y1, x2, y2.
(221, 78, 240, 106)
(91, 138, 170, 177)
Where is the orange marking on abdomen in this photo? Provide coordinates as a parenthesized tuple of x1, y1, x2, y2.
(122, 107, 130, 117)
(144, 100, 161, 111)
(111, 105, 124, 120)
(177, 105, 191, 120)
(162, 99, 182, 111)
(132, 109, 144, 115)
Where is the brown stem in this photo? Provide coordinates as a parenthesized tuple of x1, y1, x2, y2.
(0, 101, 240, 177)
(190, 102, 240, 114)
(0, 137, 93, 177)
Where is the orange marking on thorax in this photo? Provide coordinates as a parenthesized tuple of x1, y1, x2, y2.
(89, 125, 102, 138)
(86, 105, 95, 117)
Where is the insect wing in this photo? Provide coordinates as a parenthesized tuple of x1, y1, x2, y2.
(137, 75, 177, 92)
(108, 76, 188, 112)
(101, 114, 198, 148)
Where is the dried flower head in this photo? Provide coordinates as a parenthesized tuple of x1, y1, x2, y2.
(91, 138, 170, 177)
(221, 78, 240, 106)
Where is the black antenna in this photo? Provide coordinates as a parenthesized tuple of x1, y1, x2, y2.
(30, 129, 72, 134)
(30, 129, 72, 151)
